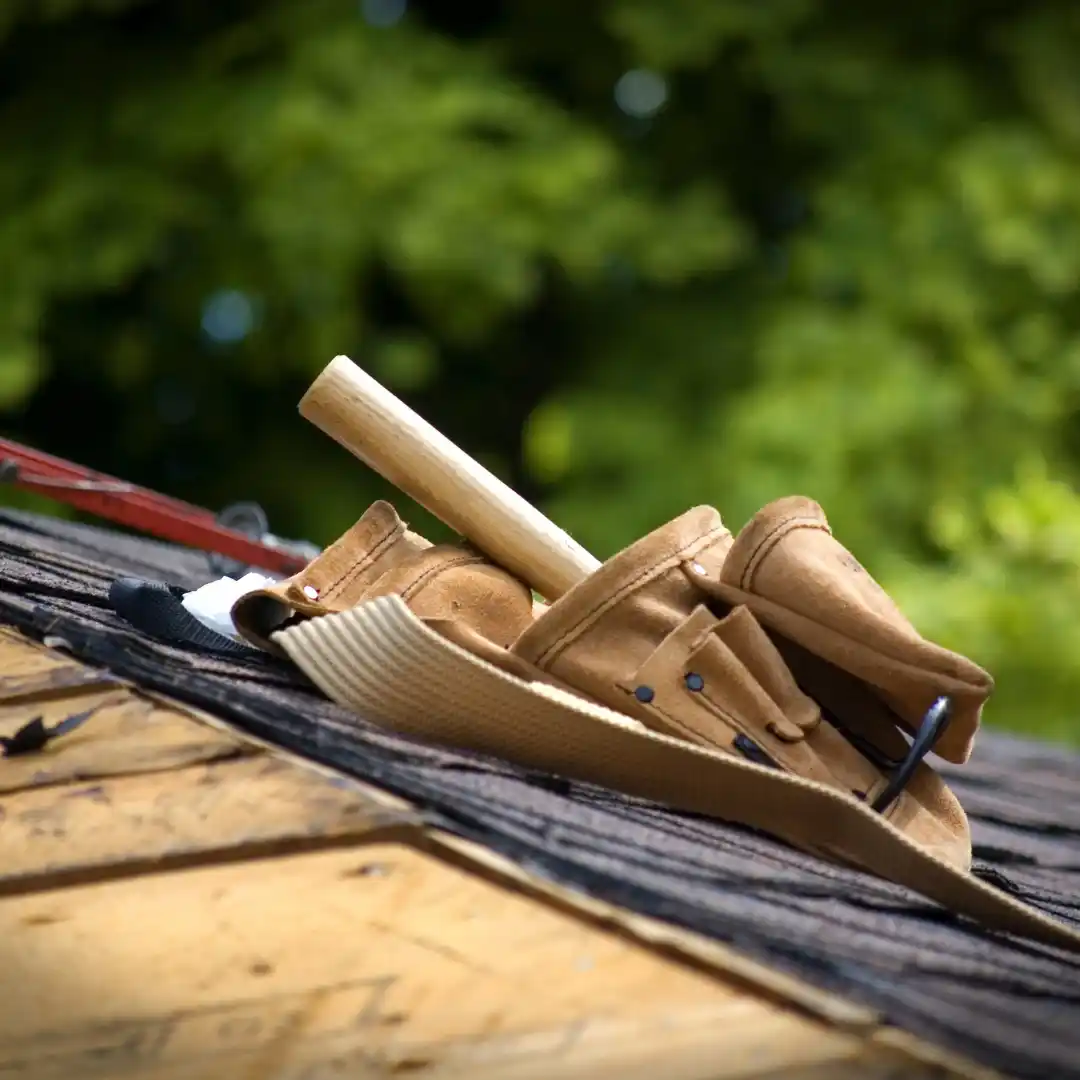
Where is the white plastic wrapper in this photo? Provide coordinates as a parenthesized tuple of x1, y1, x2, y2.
(181, 572, 277, 641)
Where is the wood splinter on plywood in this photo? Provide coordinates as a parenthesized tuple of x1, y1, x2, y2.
(0, 696, 125, 758)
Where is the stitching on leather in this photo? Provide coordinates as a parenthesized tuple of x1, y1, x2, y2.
(620, 608, 803, 759)
(633, 615, 812, 762)
(722, 591, 987, 693)
(709, 589, 986, 760)
(323, 519, 405, 600)
(643, 679, 795, 763)
(399, 552, 484, 601)
(634, 694, 731, 751)
(536, 524, 731, 667)
(724, 512, 990, 688)
(718, 608, 820, 737)
(740, 514, 828, 590)
(616, 606, 718, 694)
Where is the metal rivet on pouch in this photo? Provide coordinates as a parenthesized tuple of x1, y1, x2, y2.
(634, 685, 655, 704)
(689, 562, 707, 576)
(302, 585, 320, 600)
(684, 672, 705, 692)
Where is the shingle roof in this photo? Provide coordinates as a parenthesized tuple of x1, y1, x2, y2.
(1, 508, 1079, 1080)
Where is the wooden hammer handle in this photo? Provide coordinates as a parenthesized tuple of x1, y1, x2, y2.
(299, 355, 601, 599)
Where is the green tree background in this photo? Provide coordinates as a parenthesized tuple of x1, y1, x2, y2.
(3, 0, 1080, 740)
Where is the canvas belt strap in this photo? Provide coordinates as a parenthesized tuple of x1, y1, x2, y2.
(276, 595, 1080, 956)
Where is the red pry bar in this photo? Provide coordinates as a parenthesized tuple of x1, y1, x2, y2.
(0, 436, 309, 576)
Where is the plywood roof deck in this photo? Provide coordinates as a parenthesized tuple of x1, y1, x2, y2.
(0, 508, 1077, 1080)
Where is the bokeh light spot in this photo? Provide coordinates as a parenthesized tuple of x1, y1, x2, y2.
(200, 290, 256, 344)
(614, 69, 668, 119)
(361, 0, 407, 28)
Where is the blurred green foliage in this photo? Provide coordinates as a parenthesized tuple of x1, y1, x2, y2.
(3, 0, 1080, 739)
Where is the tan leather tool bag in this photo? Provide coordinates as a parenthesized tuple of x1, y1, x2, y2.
(266, 499, 1080, 952)
(232, 499, 535, 653)
(511, 501, 976, 870)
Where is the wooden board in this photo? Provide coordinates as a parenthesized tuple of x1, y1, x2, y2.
(0, 628, 997, 1080)
(0, 655, 246, 794)
(0, 755, 418, 893)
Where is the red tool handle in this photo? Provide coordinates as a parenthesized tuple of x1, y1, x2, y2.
(0, 436, 309, 576)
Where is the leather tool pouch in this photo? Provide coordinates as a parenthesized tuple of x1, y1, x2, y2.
(512, 503, 978, 869)
(232, 499, 534, 654)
